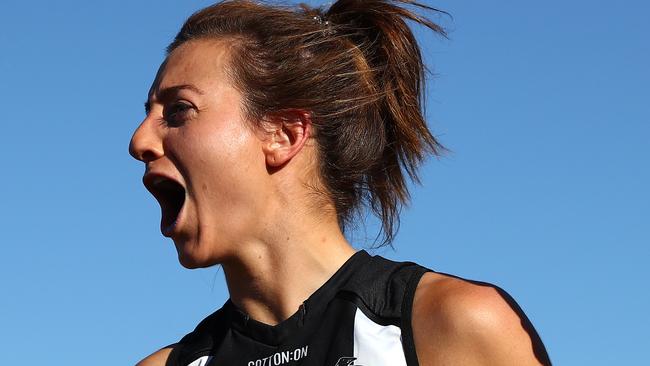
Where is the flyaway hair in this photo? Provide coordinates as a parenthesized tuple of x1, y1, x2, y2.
(168, 0, 447, 246)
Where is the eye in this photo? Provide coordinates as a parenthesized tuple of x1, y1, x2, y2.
(163, 101, 194, 127)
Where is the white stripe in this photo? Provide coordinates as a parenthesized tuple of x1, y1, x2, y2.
(353, 308, 407, 366)
(187, 355, 213, 366)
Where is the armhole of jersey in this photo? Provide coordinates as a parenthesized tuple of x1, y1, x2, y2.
(167, 341, 214, 366)
(400, 267, 429, 366)
(165, 342, 182, 366)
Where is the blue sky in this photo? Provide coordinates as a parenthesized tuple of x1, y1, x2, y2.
(0, 1, 647, 364)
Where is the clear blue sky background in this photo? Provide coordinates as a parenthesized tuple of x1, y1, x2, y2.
(1, 1, 647, 364)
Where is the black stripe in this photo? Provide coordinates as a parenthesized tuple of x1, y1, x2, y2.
(336, 290, 401, 327)
(400, 267, 428, 366)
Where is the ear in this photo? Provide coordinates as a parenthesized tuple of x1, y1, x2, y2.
(262, 110, 312, 168)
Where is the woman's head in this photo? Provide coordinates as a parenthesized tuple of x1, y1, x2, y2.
(131, 39, 285, 268)
(131, 0, 446, 266)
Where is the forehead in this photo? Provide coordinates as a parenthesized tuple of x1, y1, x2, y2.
(149, 39, 233, 98)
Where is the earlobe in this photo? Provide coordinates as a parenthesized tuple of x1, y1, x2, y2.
(263, 110, 312, 168)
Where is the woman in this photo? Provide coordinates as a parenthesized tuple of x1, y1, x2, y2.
(130, 0, 551, 365)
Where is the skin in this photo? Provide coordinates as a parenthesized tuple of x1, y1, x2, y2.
(131, 39, 548, 366)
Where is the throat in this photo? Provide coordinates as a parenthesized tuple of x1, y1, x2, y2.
(222, 242, 357, 326)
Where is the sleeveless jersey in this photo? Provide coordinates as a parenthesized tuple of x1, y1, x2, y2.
(166, 250, 430, 366)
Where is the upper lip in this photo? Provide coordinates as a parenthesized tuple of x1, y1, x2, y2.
(142, 171, 185, 196)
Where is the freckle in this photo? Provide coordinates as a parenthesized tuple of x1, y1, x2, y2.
(286, 236, 290, 241)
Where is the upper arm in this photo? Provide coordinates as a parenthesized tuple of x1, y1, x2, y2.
(411, 272, 550, 366)
(135, 346, 174, 366)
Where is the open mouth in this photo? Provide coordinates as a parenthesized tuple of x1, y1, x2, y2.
(143, 175, 186, 236)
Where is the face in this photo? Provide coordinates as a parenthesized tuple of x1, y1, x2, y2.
(130, 39, 273, 268)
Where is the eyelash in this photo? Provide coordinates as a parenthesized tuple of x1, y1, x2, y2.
(163, 102, 193, 126)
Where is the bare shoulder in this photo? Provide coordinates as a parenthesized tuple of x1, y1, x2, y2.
(135, 346, 174, 366)
(411, 272, 550, 366)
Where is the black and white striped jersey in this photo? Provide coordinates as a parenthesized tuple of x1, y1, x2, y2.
(166, 250, 429, 366)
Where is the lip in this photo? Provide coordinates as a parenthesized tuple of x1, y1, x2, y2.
(142, 170, 187, 237)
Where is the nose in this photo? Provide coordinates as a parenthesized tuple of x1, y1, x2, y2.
(129, 117, 164, 162)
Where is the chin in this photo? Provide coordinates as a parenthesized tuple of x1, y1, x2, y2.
(177, 254, 204, 269)
(174, 238, 222, 269)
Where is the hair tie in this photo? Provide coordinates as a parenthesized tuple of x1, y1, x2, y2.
(312, 14, 329, 26)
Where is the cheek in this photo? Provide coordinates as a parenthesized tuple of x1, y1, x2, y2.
(178, 121, 267, 215)
(187, 122, 260, 178)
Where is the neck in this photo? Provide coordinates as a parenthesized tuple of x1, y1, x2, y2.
(222, 220, 356, 326)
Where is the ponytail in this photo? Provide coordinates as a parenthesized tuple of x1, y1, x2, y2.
(325, 0, 447, 245)
(168, 0, 448, 246)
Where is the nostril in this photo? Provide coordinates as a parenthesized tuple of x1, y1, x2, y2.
(139, 149, 160, 163)
(129, 123, 164, 162)
(129, 139, 162, 162)
(128, 138, 151, 162)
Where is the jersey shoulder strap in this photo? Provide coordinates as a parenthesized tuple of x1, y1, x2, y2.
(340, 254, 430, 319)
(339, 254, 430, 366)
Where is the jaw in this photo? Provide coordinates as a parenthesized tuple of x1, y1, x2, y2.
(170, 213, 226, 269)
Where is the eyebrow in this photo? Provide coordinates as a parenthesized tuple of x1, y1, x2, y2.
(144, 84, 205, 114)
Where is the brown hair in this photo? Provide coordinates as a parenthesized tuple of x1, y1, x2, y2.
(167, 0, 447, 246)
